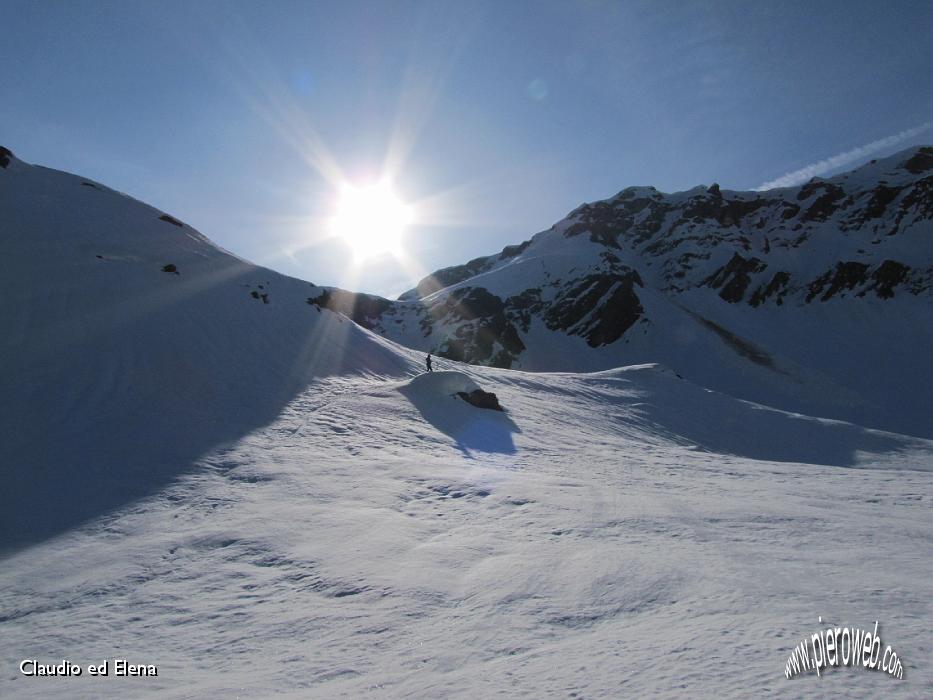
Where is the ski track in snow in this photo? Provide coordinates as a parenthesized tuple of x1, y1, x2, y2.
(2, 368, 932, 699)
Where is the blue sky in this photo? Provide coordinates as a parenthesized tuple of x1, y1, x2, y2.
(2, 0, 931, 296)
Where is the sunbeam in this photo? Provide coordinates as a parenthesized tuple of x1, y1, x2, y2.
(330, 180, 414, 261)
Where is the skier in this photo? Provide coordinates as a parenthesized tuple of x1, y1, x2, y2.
(426, 353, 433, 373)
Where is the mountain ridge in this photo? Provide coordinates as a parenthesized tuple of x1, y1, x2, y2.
(308, 145, 933, 438)
(0, 146, 416, 549)
(3, 142, 931, 448)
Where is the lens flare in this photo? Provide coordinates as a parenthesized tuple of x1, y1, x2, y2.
(330, 181, 413, 260)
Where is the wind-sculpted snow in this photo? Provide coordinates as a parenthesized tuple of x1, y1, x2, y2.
(2, 367, 932, 698)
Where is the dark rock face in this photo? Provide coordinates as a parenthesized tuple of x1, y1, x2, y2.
(499, 239, 532, 260)
(161, 264, 179, 274)
(862, 260, 910, 299)
(306, 289, 392, 329)
(863, 185, 901, 220)
(563, 190, 670, 248)
(798, 181, 846, 222)
(0, 146, 11, 169)
(895, 177, 933, 227)
(703, 254, 767, 303)
(543, 271, 644, 346)
(749, 271, 791, 307)
(681, 192, 770, 228)
(456, 389, 504, 411)
(505, 288, 543, 332)
(903, 147, 933, 174)
(442, 287, 505, 320)
(316, 269, 642, 369)
(159, 214, 183, 227)
(806, 262, 870, 302)
(434, 287, 526, 368)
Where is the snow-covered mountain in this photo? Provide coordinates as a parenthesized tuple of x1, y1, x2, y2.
(309, 146, 933, 438)
(2, 146, 932, 698)
(0, 147, 415, 550)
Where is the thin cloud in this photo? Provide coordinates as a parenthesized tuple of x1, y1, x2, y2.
(756, 122, 933, 190)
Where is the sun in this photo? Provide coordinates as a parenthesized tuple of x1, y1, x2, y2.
(330, 181, 413, 260)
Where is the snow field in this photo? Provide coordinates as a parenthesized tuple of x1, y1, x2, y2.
(3, 367, 931, 698)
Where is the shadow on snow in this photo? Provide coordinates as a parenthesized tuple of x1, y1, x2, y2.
(398, 371, 520, 457)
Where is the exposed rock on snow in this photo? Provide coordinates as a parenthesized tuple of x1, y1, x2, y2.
(456, 389, 504, 411)
(904, 145, 933, 174)
(158, 213, 183, 227)
(307, 287, 394, 328)
(398, 372, 517, 452)
(702, 252, 767, 302)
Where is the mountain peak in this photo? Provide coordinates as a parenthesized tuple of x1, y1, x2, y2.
(312, 148, 933, 439)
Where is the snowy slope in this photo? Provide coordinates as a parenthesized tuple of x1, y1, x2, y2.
(2, 366, 932, 698)
(2, 148, 933, 698)
(0, 150, 413, 551)
(310, 146, 933, 439)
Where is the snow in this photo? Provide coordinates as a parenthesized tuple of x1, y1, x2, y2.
(2, 151, 932, 698)
(3, 367, 932, 698)
(398, 371, 517, 456)
(0, 153, 413, 549)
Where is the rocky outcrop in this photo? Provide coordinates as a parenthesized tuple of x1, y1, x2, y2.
(159, 214, 183, 227)
(797, 180, 846, 222)
(806, 262, 871, 302)
(749, 271, 791, 306)
(433, 287, 526, 368)
(456, 389, 504, 411)
(543, 271, 644, 346)
(563, 188, 670, 248)
(903, 146, 933, 174)
(306, 289, 392, 329)
(863, 260, 910, 299)
(703, 254, 767, 303)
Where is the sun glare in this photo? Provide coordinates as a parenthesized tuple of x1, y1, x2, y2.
(330, 181, 413, 260)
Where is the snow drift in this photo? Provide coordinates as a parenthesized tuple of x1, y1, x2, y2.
(399, 371, 517, 455)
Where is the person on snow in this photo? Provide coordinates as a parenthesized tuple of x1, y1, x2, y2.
(426, 353, 433, 373)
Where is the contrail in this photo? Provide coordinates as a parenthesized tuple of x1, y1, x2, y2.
(756, 122, 932, 191)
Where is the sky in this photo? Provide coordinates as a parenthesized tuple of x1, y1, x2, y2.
(2, 0, 932, 297)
